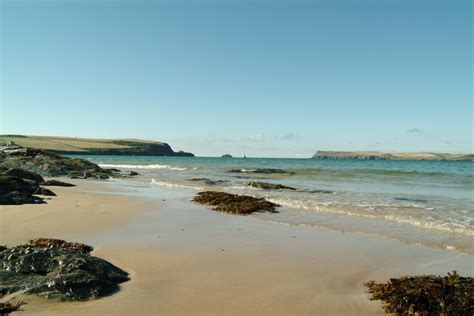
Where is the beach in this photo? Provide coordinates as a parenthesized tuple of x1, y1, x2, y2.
(3, 178, 472, 315)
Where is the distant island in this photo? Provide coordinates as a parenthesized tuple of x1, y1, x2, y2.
(0, 135, 194, 157)
(221, 154, 233, 158)
(312, 151, 473, 161)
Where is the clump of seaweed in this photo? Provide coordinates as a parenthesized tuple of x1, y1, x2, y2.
(17, 238, 93, 254)
(193, 191, 279, 215)
(0, 300, 27, 314)
(365, 271, 474, 315)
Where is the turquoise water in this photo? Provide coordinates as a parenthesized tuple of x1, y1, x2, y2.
(73, 156, 474, 254)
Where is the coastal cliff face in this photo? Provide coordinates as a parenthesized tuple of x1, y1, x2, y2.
(312, 151, 474, 161)
(0, 135, 194, 157)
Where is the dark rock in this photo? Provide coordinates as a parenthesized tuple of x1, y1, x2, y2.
(189, 178, 229, 185)
(193, 191, 279, 215)
(0, 301, 26, 314)
(0, 170, 63, 204)
(221, 154, 232, 158)
(5, 168, 44, 184)
(129, 171, 139, 176)
(0, 191, 45, 205)
(394, 197, 428, 203)
(42, 180, 76, 187)
(104, 168, 121, 173)
(0, 239, 129, 301)
(308, 189, 334, 194)
(205, 180, 229, 185)
(34, 187, 56, 196)
(248, 181, 296, 190)
(227, 168, 294, 175)
(0, 175, 47, 205)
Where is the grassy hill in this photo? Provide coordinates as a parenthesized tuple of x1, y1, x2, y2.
(0, 135, 194, 156)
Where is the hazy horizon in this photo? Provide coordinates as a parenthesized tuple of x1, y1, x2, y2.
(1, 0, 472, 157)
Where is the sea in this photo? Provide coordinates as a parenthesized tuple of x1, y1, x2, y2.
(72, 155, 473, 254)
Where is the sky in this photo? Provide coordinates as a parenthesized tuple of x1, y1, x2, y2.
(0, 0, 472, 157)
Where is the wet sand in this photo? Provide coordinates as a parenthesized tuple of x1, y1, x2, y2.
(2, 180, 472, 315)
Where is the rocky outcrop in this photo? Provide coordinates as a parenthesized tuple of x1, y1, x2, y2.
(4, 168, 44, 184)
(312, 150, 474, 161)
(0, 239, 129, 301)
(0, 147, 116, 179)
(248, 181, 296, 190)
(0, 175, 48, 205)
(0, 168, 76, 205)
(193, 191, 279, 215)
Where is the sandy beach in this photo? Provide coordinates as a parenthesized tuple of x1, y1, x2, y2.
(1, 179, 472, 315)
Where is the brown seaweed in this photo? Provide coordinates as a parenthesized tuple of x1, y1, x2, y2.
(17, 238, 93, 254)
(193, 191, 279, 215)
(365, 271, 474, 315)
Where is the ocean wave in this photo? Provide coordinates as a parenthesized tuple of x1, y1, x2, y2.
(150, 179, 201, 189)
(268, 197, 474, 236)
(99, 163, 187, 171)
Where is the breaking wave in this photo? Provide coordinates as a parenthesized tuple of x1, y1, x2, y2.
(100, 163, 187, 171)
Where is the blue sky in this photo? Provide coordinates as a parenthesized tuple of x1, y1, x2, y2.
(1, 0, 472, 157)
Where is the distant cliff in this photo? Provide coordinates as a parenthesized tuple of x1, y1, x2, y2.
(312, 151, 473, 161)
(0, 135, 194, 157)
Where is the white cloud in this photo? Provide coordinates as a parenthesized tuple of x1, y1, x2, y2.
(247, 134, 265, 142)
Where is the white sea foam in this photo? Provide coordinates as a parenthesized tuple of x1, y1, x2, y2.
(150, 179, 201, 190)
(100, 163, 187, 171)
(268, 197, 474, 236)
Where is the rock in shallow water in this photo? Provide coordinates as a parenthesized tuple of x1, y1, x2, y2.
(227, 168, 294, 175)
(248, 181, 296, 190)
(0, 239, 129, 301)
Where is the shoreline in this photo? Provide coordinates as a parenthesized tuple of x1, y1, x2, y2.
(3, 179, 473, 315)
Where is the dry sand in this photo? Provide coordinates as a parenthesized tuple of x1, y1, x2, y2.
(1, 180, 472, 315)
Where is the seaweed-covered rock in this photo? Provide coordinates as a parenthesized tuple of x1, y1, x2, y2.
(365, 271, 474, 315)
(248, 181, 296, 190)
(42, 180, 76, 187)
(0, 239, 129, 301)
(17, 238, 94, 254)
(193, 191, 279, 215)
